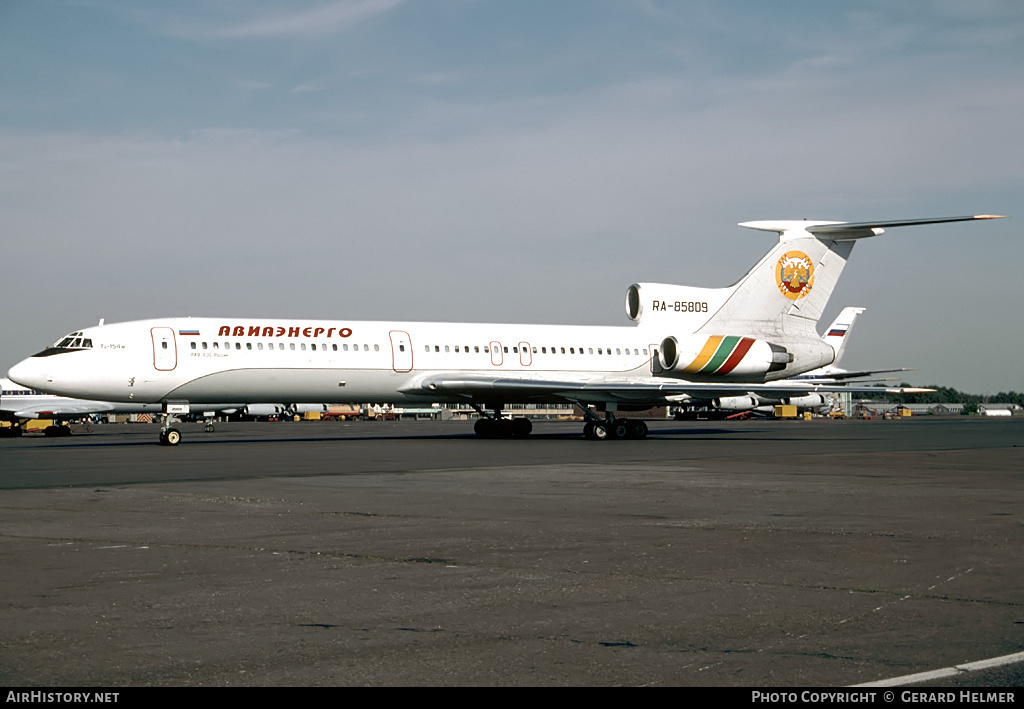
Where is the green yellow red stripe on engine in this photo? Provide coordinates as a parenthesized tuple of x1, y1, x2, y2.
(682, 336, 723, 373)
(683, 335, 756, 375)
(718, 337, 756, 374)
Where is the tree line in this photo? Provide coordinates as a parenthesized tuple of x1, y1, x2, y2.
(875, 386, 1024, 408)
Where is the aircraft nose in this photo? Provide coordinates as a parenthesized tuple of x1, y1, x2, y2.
(7, 357, 49, 390)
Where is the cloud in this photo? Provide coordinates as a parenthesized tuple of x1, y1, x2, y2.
(203, 0, 406, 39)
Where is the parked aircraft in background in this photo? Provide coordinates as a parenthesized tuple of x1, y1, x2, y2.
(0, 377, 337, 436)
(1, 376, 248, 437)
(0, 377, 166, 436)
(8, 215, 1001, 445)
(694, 306, 912, 415)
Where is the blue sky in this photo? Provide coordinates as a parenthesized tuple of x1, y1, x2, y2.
(2, 0, 1021, 393)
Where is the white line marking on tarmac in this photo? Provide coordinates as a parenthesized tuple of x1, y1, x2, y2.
(853, 650, 1024, 687)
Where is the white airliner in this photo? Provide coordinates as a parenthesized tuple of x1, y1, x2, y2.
(8, 215, 1002, 445)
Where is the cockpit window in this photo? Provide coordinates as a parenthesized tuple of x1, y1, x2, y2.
(33, 331, 94, 357)
(53, 332, 91, 349)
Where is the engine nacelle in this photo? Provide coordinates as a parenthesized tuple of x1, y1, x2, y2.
(712, 395, 759, 411)
(625, 283, 727, 325)
(658, 334, 792, 380)
(243, 404, 288, 417)
(783, 394, 828, 409)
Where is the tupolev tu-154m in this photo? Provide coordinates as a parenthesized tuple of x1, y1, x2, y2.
(8, 215, 1003, 445)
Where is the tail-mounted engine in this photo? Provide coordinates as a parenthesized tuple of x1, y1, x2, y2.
(658, 334, 793, 380)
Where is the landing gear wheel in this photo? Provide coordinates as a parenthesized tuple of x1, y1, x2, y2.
(511, 418, 533, 438)
(585, 422, 609, 441)
(609, 419, 629, 440)
(626, 420, 648, 440)
(160, 428, 182, 446)
(204, 423, 215, 433)
(474, 418, 494, 438)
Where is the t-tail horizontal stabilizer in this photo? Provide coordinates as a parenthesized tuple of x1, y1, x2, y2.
(739, 214, 1006, 240)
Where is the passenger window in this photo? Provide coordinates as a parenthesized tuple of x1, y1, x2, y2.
(191, 342, 196, 350)
(246, 343, 252, 350)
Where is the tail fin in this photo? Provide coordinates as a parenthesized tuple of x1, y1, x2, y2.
(821, 307, 865, 366)
(698, 215, 1003, 340)
(627, 215, 1003, 339)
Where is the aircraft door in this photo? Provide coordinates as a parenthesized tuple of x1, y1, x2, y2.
(151, 327, 177, 371)
(649, 343, 661, 374)
(519, 342, 532, 367)
(489, 341, 503, 366)
(389, 330, 413, 373)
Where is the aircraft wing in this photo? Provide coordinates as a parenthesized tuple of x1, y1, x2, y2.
(793, 368, 913, 383)
(10, 403, 117, 419)
(399, 372, 926, 404)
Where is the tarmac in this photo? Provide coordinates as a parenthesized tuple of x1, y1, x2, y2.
(1, 416, 1022, 686)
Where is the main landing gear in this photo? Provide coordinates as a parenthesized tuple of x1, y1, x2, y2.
(471, 404, 533, 439)
(576, 402, 648, 441)
(582, 418, 648, 441)
(469, 403, 648, 441)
